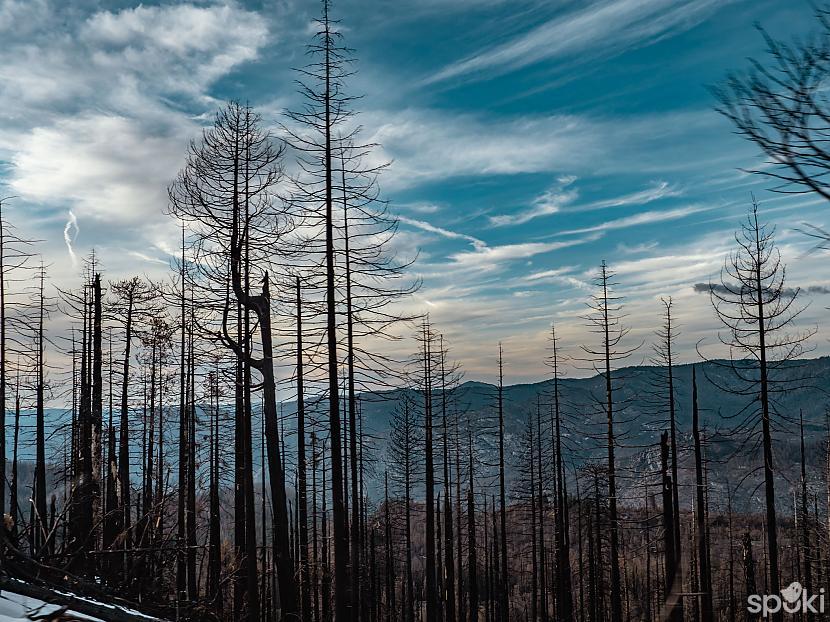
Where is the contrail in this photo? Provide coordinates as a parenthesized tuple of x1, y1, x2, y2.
(63, 210, 78, 266)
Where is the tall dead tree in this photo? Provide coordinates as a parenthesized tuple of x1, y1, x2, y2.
(706, 201, 814, 622)
(33, 265, 47, 556)
(283, 5, 352, 614)
(692, 368, 713, 622)
(580, 262, 639, 622)
(0, 199, 31, 522)
(548, 324, 573, 622)
(389, 396, 418, 622)
(168, 102, 297, 619)
(176, 225, 191, 604)
(422, 322, 437, 622)
(650, 298, 683, 594)
(110, 276, 155, 573)
(496, 345, 509, 622)
(440, 337, 456, 622)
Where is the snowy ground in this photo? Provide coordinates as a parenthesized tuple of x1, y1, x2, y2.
(0, 588, 102, 621)
(0, 579, 163, 621)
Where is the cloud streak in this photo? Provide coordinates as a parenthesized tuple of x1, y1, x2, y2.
(63, 210, 78, 266)
(693, 282, 830, 298)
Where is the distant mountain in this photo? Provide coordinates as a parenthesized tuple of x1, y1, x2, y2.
(25, 357, 830, 514)
(295, 357, 830, 511)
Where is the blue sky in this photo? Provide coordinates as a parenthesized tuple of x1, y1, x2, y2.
(0, 0, 827, 382)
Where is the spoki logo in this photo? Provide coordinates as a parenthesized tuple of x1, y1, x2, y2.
(747, 582, 825, 616)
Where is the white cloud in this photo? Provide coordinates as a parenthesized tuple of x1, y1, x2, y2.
(10, 114, 190, 224)
(0, 1, 269, 233)
(82, 4, 267, 100)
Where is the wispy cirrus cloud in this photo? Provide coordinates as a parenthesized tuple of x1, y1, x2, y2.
(398, 215, 485, 247)
(559, 204, 710, 236)
(489, 178, 683, 227)
(448, 234, 601, 271)
(365, 107, 726, 193)
(366, 110, 602, 190)
(488, 175, 578, 227)
(522, 267, 592, 290)
(425, 0, 726, 85)
(577, 180, 683, 212)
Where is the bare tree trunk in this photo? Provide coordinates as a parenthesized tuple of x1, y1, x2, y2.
(312, 432, 320, 622)
(319, 5, 350, 617)
(0, 201, 7, 525)
(384, 473, 396, 622)
(177, 229, 189, 602)
(536, 403, 548, 622)
(186, 314, 197, 601)
(661, 432, 680, 622)
(322, 440, 333, 622)
(530, 416, 538, 622)
(34, 268, 47, 557)
(496, 347, 509, 622)
(297, 276, 312, 622)
(425, 325, 437, 622)
(341, 155, 362, 622)
(11, 389, 20, 535)
(207, 365, 222, 613)
(441, 342, 456, 622)
(467, 431, 478, 622)
(455, 422, 466, 622)
(799, 410, 812, 597)
(118, 286, 134, 571)
(692, 368, 713, 622)
(599, 266, 623, 622)
(743, 533, 757, 622)
(92, 273, 103, 569)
